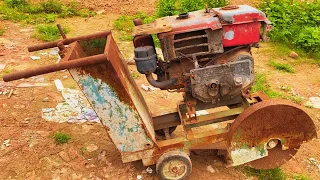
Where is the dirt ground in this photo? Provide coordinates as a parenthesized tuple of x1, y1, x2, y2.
(1, 1, 320, 180)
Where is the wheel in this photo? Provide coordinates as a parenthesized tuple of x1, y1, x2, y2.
(155, 126, 177, 136)
(156, 151, 192, 180)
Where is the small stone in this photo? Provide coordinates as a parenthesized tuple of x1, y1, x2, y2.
(30, 56, 41, 60)
(96, 10, 106, 15)
(146, 167, 153, 174)
(59, 151, 71, 162)
(13, 104, 25, 109)
(71, 173, 82, 180)
(289, 51, 299, 59)
(68, 147, 79, 160)
(98, 150, 107, 162)
(137, 175, 142, 180)
(86, 144, 98, 152)
(3, 139, 11, 147)
(43, 97, 49, 102)
(206, 165, 215, 173)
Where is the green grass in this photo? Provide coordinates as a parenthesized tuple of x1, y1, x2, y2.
(0, 28, 4, 36)
(269, 60, 295, 73)
(33, 24, 69, 41)
(252, 73, 282, 98)
(131, 71, 141, 79)
(243, 167, 287, 180)
(292, 173, 312, 180)
(242, 166, 312, 180)
(52, 132, 71, 144)
(0, 66, 14, 79)
(0, 0, 96, 24)
(252, 73, 305, 104)
(284, 95, 304, 104)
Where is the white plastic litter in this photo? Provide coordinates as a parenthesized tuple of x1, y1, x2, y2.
(0, 64, 6, 72)
(54, 79, 64, 91)
(141, 84, 157, 91)
(308, 97, 320, 109)
(42, 88, 99, 124)
(30, 56, 41, 60)
(206, 165, 215, 173)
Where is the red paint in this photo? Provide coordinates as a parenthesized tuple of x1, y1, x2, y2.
(223, 22, 261, 47)
(232, 13, 267, 24)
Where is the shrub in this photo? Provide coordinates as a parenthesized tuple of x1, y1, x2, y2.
(52, 132, 71, 144)
(155, 0, 228, 17)
(34, 24, 69, 41)
(156, 0, 178, 17)
(0, 0, 96, 24)
(4, 0, 26, 8)
(260, 0, 320, 58)
(40, 0, 63, 14)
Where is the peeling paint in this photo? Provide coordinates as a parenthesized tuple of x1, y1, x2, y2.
(69, 71, 153, 152)
(230, 145, 268, 166)
(224, 30, 235, 40)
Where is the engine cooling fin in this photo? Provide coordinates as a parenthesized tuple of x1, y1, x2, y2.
(227, 100, 317, 169)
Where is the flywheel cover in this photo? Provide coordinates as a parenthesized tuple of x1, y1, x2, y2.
(227, 100, 317, 169)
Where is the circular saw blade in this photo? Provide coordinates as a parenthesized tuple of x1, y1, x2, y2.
(227, 100, 317, 169)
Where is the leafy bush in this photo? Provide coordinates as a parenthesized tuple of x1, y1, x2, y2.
(34, 24, 69, 41)
(260, 0, 320, 58)
(41, 0, 63, 14)
(4, 0, 26, 8)
(156, 0, 228, 17)
(0, 0, 96, 24)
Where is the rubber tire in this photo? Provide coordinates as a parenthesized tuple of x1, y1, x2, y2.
(156, 151, 192, 180)
(155, 126, 177, 136)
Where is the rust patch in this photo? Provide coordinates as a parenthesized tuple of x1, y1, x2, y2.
(228, 99, 317, 169)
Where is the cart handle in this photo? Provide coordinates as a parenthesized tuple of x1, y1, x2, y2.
(3, 54, 107, 82)
(28, 31, 111, 52)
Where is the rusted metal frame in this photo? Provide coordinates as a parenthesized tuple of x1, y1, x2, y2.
(3, 54, 107, 82)
(242, 91, 269, 107)
(141, 127, 228, 166)
(177, 102, 195, 139)
(57, 24, 67, 39)
(175, 43, 210, 51)
(152, 112, 181, 130)
(173, 35, 208, 43)
(28, 31, 111, 52)
(157, 127, 229, 151)
(173, 51, 217, 60)
(185, 106, 245, 128)
(104, 34, 159, 146)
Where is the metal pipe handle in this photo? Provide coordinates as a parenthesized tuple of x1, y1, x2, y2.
(3, 54, 107, 82)
(28, 31, 111, 52)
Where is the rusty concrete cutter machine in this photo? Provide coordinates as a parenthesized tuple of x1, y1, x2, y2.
(3, 5, 317, 180)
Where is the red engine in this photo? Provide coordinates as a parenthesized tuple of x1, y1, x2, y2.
(133, 5, 271, 105)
